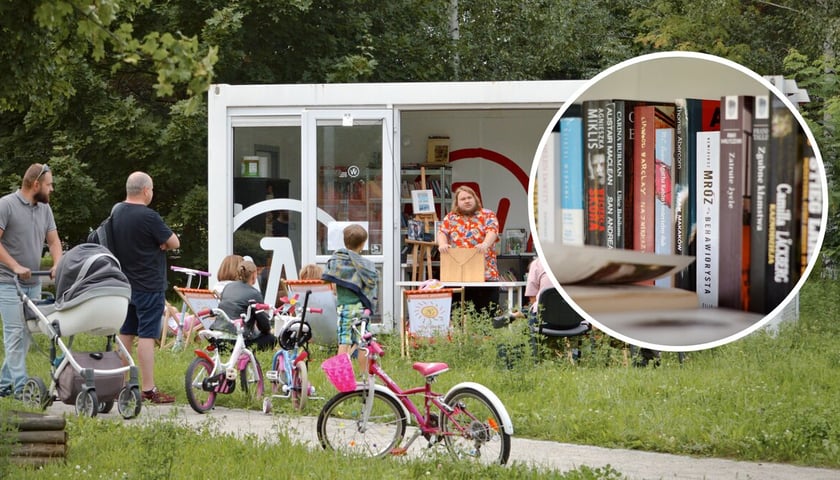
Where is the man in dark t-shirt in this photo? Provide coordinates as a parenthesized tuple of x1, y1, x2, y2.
(112, 172, 180, 403)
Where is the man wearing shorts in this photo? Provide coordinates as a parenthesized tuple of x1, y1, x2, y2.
(112, 172, 179, 403)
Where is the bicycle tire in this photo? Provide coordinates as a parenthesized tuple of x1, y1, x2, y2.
(317, 390, 406, 458)
(291, 361, 309, 410)
(239, 356, 265, 400)
(185, 357, 216, 413)
(441, 387, 511, 465)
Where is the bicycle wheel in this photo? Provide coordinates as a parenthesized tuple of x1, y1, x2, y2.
(185, 357, 216, 413)
(441, 387, 511, 465)
(317, 390, 406, 458)
(291, 361, 309, 410)
(239, 357, 265, 400)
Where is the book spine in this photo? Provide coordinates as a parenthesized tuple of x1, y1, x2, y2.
(633, 105, 656, 254)
(748, 94, 770, 313)
(537, 125, 559, 243)
(765, 95, 802, 311)
(617, 100, 643, 246)
(718, 95, 753, 310)
(560, 116, 585, 245)
(613, 101, 626, 249)
(673, 99, 691, 289)
(583, 100, 608, 246)
(801, 139, 821, 275)
(697, 131, 721, 308)
(655, 127, 675, 287)
(604, 101, 617, 248)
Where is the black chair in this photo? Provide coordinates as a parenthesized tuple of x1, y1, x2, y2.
(530, 287, 592, 362)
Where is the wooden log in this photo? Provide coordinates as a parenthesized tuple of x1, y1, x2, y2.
(11, 442, 67, 457)
(0, 411, 66, 431)
(6, 430, 68, 444)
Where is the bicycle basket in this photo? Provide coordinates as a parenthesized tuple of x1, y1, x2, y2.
(278, 320, 312, 350)
(321, 353, 356, 392)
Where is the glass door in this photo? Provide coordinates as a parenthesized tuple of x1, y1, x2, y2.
(303, 110, 394, 327)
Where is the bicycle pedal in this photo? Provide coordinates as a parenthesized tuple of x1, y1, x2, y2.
(389, 447, 408, 456)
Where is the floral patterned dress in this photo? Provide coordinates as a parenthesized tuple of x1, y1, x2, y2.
(439, 208, 500, 280)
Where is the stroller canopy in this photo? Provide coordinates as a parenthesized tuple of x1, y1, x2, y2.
(54, 243, 131, 310)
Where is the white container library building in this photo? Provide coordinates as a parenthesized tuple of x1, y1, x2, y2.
(206, 80, 584, 331)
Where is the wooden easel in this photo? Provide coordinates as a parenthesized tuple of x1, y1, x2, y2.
(408, 167, 438, 282)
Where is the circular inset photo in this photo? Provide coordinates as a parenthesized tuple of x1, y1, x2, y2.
(529, 51, 827, 351)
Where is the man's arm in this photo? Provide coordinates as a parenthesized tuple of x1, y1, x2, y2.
(45, 229, 62, 279)
(161, 232, 180, 251)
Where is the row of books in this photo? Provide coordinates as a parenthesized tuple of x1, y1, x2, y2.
(547, 94, 820, 315)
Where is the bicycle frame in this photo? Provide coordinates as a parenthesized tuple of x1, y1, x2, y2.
(193, 310, 258, 394)
(355, 325, 513, 446)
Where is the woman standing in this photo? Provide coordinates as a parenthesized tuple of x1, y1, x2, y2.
(437, 185, 500, 313)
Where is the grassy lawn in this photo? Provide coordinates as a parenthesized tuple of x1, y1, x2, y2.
(1, 276, 838, 478)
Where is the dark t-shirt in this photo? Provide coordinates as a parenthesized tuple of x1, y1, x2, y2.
(111, 202, 173, 292)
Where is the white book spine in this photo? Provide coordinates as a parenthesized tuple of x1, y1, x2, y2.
(696, 131, 720, 307)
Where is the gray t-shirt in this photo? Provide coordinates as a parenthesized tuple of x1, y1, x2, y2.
(0, 190, 57, 286)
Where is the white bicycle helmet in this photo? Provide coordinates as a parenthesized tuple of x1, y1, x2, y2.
(278, 319, 312, 350)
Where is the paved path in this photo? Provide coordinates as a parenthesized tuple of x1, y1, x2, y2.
(46, 402, 840, 480)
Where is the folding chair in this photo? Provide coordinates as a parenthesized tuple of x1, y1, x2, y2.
(160, 287, 219, 349)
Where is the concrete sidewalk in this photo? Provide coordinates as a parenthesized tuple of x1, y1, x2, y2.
(46, 402, 839, 480)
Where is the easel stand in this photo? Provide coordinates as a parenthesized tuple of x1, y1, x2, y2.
(409, 167, 438, 282)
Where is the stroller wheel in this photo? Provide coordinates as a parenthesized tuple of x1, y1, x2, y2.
(117, 387, 142, 419)
(98, 400, 115, 414)
(75, 390, 99, 417)
(21, 377, 50, 410)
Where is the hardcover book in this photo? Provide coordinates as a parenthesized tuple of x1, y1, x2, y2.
(583, 100, 609, 246)
(674, 99, 721, 291)
(654, 127, 675, 287)
(537, 124, 559, 243)
(614, 100, 646, 247)
(765, 95, 802, 311)
(560, 114, 585, 245)
(748, 94, 770, 313)
(718, 95, 753, 310)
(801, 139, 821, 275)
(633, 104, 676, 263)
(604, 101, 617, 248)
(696, 130, 721, 308)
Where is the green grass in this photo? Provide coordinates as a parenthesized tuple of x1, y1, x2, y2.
(2, 277, 839, 478)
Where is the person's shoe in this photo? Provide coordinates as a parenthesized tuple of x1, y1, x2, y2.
(0, 388, 12, 398)
(142, 387, 175, 404)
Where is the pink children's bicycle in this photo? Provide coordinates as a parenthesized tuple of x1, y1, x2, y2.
(317, 315, 513, 464)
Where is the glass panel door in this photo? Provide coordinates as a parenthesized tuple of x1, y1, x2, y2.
(304, 110, 393, 327)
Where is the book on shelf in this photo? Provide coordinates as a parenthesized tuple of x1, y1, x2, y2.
(604, 101, 618, 248)
(654, 127, 675, 287)
(765, 94, 803, 311)
(614, 100, 646, 247)
(583, 99, 609, 246)
(718, 95, 754, 310)
(696, 130, 721, 308)
(801, 139, 821, 276)
(673, 98, 721, 291)
(748, 94, 770, 313)
(560, 113, 585, 245)
(536, 124, 559, 243)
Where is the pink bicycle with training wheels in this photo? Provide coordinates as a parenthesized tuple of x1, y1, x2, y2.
(316, 315, 514, 464)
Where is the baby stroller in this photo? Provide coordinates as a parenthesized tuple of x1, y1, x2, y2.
(19, 243, 142, 418)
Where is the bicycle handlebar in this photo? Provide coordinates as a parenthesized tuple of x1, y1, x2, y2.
(170, 265, 211, 277)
